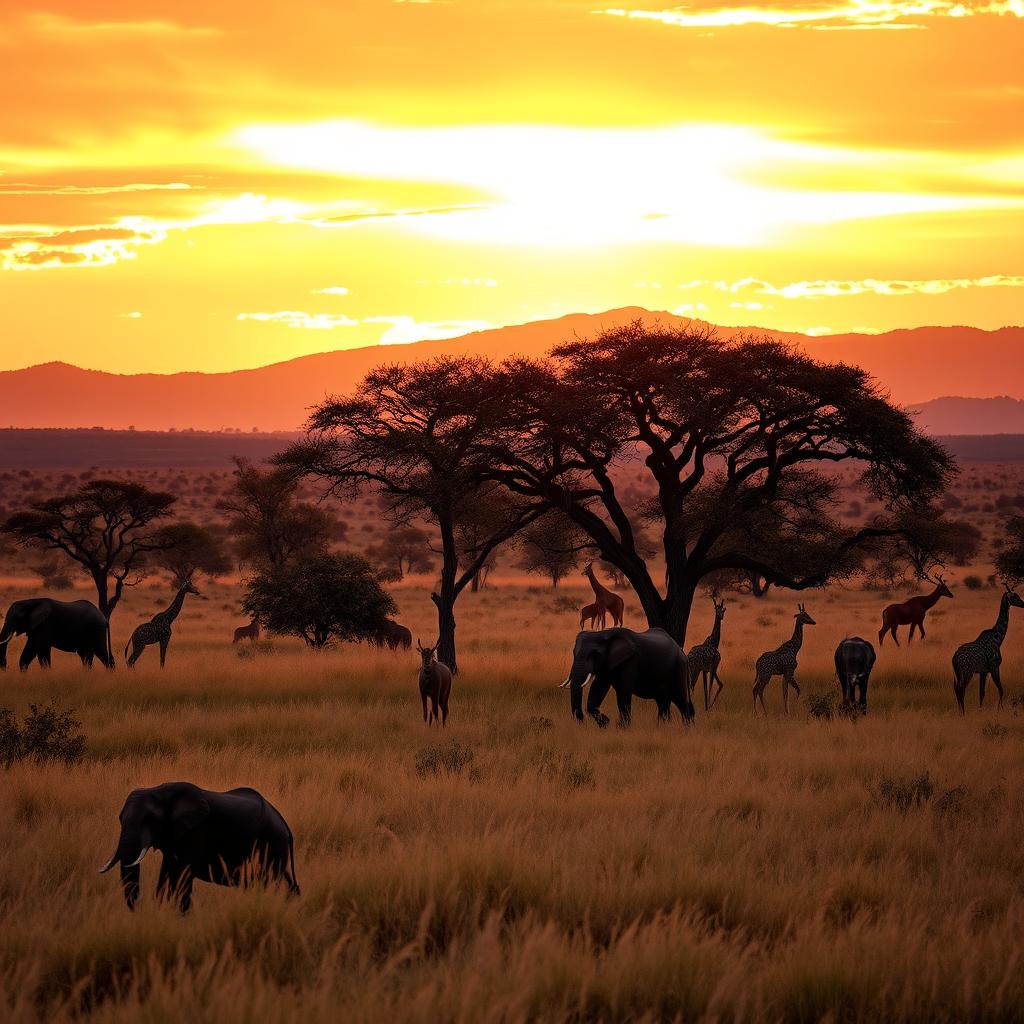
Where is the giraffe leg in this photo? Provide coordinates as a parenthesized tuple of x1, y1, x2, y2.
(126, 642, 142, 668)
(159, 638, 169, 668)
(953, 672, 966, 715)
(978, 671, 987, 708)
(790, 676, 801, 699)
(782, 676, 791, 714)
(991, 665, 1004, 708)
(709, 671, 723, 710)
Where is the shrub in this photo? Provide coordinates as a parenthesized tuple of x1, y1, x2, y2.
(873, 770, 933, 813)
(0, 702, 86, 769)
(415, 741, 474, 778)
(963, 574, 984, 591)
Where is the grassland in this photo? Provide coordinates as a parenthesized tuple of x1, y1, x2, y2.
(2, 570, 1023, 1023)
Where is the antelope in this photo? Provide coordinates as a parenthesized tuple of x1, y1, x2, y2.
(879, 574, 953, 647)
(417, 639, 453, 726)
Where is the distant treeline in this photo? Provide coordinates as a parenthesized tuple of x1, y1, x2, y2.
(938, 435, 1024, 462)
(0, 429, 298, 469)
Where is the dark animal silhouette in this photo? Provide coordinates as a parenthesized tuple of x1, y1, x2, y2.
(233, 618, 260, 644)
(834, 636, 876, 710)
(0, 598, 112, 670)
(100, 781, 299, 913)
(417, 639, 452, 725)
(951, 586, 1024, 713)
(579, 601, 604, 630)
(561, 627, 693, 727)
(753, 604, 816, 714)
(687, 597, 726, 711)
(125, 580, 199, 668)
(584, 562, 624, 627)
(879, 576, 953, 646)
(373, 618, 413, 651)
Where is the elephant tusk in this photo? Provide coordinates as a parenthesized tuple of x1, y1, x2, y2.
(0, 635, 11, 646)
(559, 674, 572, 688)
(582, 673, 595, 688)
(128, 847, 152, 867)
(98, 854, 119, 874)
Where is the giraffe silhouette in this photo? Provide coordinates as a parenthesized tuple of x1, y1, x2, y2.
(583, 562, 624, 627)
(124, 579, 199, 668)
(752, 604, 816, 714)
(951, 586, 1024, 713)
(687, 597, 726, 711)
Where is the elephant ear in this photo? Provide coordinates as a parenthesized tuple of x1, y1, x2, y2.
(27, 602, 52, 631)
(170, 790, 210, 841)
(606, 632, 638, 670)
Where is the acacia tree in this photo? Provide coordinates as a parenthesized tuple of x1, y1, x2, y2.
(3, 480, 177, 620)
(217, 457, 334, 571)
(488, 323, 957, 644)
(366, 525, 435, 581)
(995, 515, 1024, 586)
(150, 522, 233, 586)
(517, 514, 591, 588)
(278, 357, 546, 672)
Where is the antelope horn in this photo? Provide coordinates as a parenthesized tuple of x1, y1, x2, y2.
(128, 847, 152, 867)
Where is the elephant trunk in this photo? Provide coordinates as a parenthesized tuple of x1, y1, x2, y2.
(0, 620, 12, 670)
(99, 824, 151, 909)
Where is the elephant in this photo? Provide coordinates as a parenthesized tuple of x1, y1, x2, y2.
(0, 598, 113, 671)
(560, 627, 694, 727)
(834, 637, 876, 711)
(372, 618, 413, 651)
(99, 782, 300, 912)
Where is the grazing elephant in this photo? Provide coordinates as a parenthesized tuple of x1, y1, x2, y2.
(374, 618, 413, 651)
(561, 627, 693, 727)
(99, 782, 299, 912)
(0, 598, 113, 670)
(834, 637, 876, 710)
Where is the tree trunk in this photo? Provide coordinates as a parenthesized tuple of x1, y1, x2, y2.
(432, 515, 460, 673)
(93, 572, 112, 620)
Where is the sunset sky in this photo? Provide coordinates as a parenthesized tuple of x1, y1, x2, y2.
(1, 0, 1022, 373)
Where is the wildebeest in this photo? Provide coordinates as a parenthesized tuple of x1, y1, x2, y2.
(834, 637, 876, 710)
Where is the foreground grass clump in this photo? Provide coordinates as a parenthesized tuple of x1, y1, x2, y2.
(0, 578, 1022, 1022)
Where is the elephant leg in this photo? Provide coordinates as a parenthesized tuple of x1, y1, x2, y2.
(157, 858, 186, 905)
(587, 676, 612, 728)
(38, 645, 52, 668)
(991, 665, 1004, 708)
(159, 638, 169, 668)
(615, 689, 632, 727)
(19, 639, 38, 671)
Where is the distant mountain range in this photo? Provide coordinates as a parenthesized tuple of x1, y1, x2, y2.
(1, 308, 1021, 433)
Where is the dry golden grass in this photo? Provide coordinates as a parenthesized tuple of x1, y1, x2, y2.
(1, 575, 1023, 1022)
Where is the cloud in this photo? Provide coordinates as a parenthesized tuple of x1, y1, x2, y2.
(312, 286, 350, 295)
(237, 311, 489, 345)
(119, 311, 143, 319)
(0, 225, 166, 270)
(597, 1, 1024, 31)
(684, 274, 1024, 298)
(0, 182, 194, 196)
(236, 311, 360, 330)
(23, 12, 221, 39)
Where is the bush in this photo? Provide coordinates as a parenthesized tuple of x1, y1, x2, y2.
(963, 574, 984, 591)
(244, 552, 396, 648)
(0, 702, 86, 769)
(873, 771, 933, 813)
(415, 741, 474, 777)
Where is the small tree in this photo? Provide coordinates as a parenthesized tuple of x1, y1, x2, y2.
(3, 480, 177, 620)
(518, 514, 590, 588)
(150, 522, 233, 585)
(217, 458, 335, 571)
(242, 551, 395, 648)
(366, 525, 435, 581)
(995, 515, 1024, 586)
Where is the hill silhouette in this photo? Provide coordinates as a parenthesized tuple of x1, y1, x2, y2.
(1, 308, 1021, 431)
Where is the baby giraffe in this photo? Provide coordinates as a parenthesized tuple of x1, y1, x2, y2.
(417, 639, 453, 726)
(752, 604, 816, 714)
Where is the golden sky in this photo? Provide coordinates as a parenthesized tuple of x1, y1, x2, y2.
(1, 0, 1022, 373)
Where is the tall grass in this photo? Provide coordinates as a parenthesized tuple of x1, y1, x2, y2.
(1, 577, 1022, 1021)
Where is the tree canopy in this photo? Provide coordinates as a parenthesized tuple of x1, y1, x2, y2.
(486, 322, 957, 640)
(150, 522, 233, 586)
(3, 479, 177, 619)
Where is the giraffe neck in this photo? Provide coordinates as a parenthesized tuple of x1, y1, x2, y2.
(160, 587, 189, 624)
(787, 620, 804, 653)
(587, 567, 613, 601)
(707, 614, 723, 649)
(992, 594, 1012, 645)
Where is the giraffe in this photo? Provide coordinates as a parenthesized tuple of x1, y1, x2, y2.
(579, 601, 605, 631)
(583, 562, 624, 628)
(752, 604, 816, 714)
(124, 579, 199, 668)
(687, 597, 726, 711)
(951, 585, 1024, 714)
